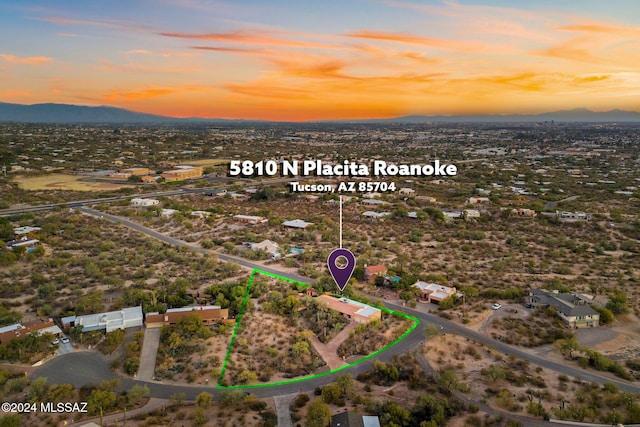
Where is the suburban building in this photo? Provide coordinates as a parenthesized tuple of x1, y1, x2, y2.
(556, 211, 591, 222)
(282, 219, 314, 229)
(14, 226, 41, 235)
(161, 165, 203, 182)
(251, 239, 281, 257)
(145, 306, 229, 328)
(442, 211, 463, 221)
(6, 237, 40, 253)
(161, 208, 178, 217)
(316, 295, 382, 324)
(233, 214, 267, 225)
(467, 196, 490, 204)
(331, 411, 381, 427)
(526, 289, 600, 328)
(511, 208, 537, 217)
(121, 167, 150, 176)
(364, 264, 387, 282)
(398, 188, 415, 195)
(191, 210, 212, 219)
(66, 306, 143, 333)
(140, 175, 158, 184)
(0, 319, 62, 345)
(413, 281, 457, 304)
(130, 198, 160, 207)
(362, 211, 391, 221)
(463, 209, 480, 221)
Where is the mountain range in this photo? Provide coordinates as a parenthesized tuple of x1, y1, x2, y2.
(1, 102, 639, 124)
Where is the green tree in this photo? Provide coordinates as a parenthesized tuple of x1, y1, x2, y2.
(127, 384, 149, 406)
(196, 391, 213, 409)
(305, 398, 331, 427)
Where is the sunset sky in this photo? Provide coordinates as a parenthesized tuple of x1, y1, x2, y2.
(1, 0, 639, 121)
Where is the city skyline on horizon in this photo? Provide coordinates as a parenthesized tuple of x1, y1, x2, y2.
(1, 0, 640, 121)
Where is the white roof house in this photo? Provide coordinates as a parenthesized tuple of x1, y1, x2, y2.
(362, 211, 391, 220)
(161, 208, 178, 217)
(14, 226, 41, 235)
(251, 239, 280, 255)
(413, 281, 457, 303)
(282, 219, 313, 229)
(73, 306, 143, 333)
(131, 198, 160, 207)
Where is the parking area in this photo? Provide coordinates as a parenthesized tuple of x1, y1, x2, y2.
(56, 337, 74, 355)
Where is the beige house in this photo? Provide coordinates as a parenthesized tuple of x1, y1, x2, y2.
(316, 295, 381, 324)
(413, 281, 457, 304)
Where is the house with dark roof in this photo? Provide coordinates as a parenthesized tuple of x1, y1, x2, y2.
(145, 305, 230, 328)
(526, 289, 600, 328)
(331, 411, 380, 427)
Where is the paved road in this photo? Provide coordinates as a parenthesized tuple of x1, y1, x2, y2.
(32, 324, 425, 400)
(383, 301, 640, 395)
(79, 207, 640, 395)
(79, 207, 313, 284)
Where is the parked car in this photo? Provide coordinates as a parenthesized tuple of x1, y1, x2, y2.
(51, 338, 59, 345)
(61, 337, 69, 344)
(491, 303, 502, 310)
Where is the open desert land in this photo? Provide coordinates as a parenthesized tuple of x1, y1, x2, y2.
(14, 173, 133, 191)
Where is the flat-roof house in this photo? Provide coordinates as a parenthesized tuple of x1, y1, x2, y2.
(233, 214, 267, 225)
(467, 196, 490, 204)
(0, 319, 62, 345)
(442, 211, 463, 221)
(317, 295, 381, 324)
(413, 281, 457, 304)
(161, 208, 178, 217)
(556, 211, 591, 222)
(6, 237, 40, 253)
(161, 165, 203, 182)
(399, 188, 415, 195)
(331, 411, 381, 427)
(362, 211, 391, 221)
(251, 239, 280, 257)
(364, 264, 387, 282)
(145, 306, 229, 328)
(282, 219, 314, 229)
(463, 209, 480, 221)
(511, 208, 537, 217)
(14, 226, 41, 235)
(70, 306, 143, 333)
(191, 210, 211, 219)
(526, 289, 599, 328)
(131, 198, 160, 207)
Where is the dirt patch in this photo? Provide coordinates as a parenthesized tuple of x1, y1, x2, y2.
(15, 174, 132, 191)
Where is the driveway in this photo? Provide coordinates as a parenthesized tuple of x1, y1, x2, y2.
(57, 340, 74, 356)
(138, 328, 160, 380)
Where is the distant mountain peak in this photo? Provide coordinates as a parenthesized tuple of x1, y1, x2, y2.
(0, 102, 638, 124)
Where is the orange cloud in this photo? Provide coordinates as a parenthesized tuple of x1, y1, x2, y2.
(191, 46, 267, 55)
(0, 54, 52, 65)
(344, 30, 478, 51)
(104, 85, 214, 101)
(533, 38, 606, 64)
(555, 23, 640, 36)
(160, 30, 336, 49)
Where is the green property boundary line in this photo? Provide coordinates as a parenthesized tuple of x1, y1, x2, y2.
(217, 268, 420, 389)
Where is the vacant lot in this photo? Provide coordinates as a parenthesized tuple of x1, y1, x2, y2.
(15, 174, 131, 191)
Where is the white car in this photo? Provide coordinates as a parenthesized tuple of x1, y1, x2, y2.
(51, 339, 59, 345)
(491, 303, 502, 310)
(61, 337, 70, 344)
